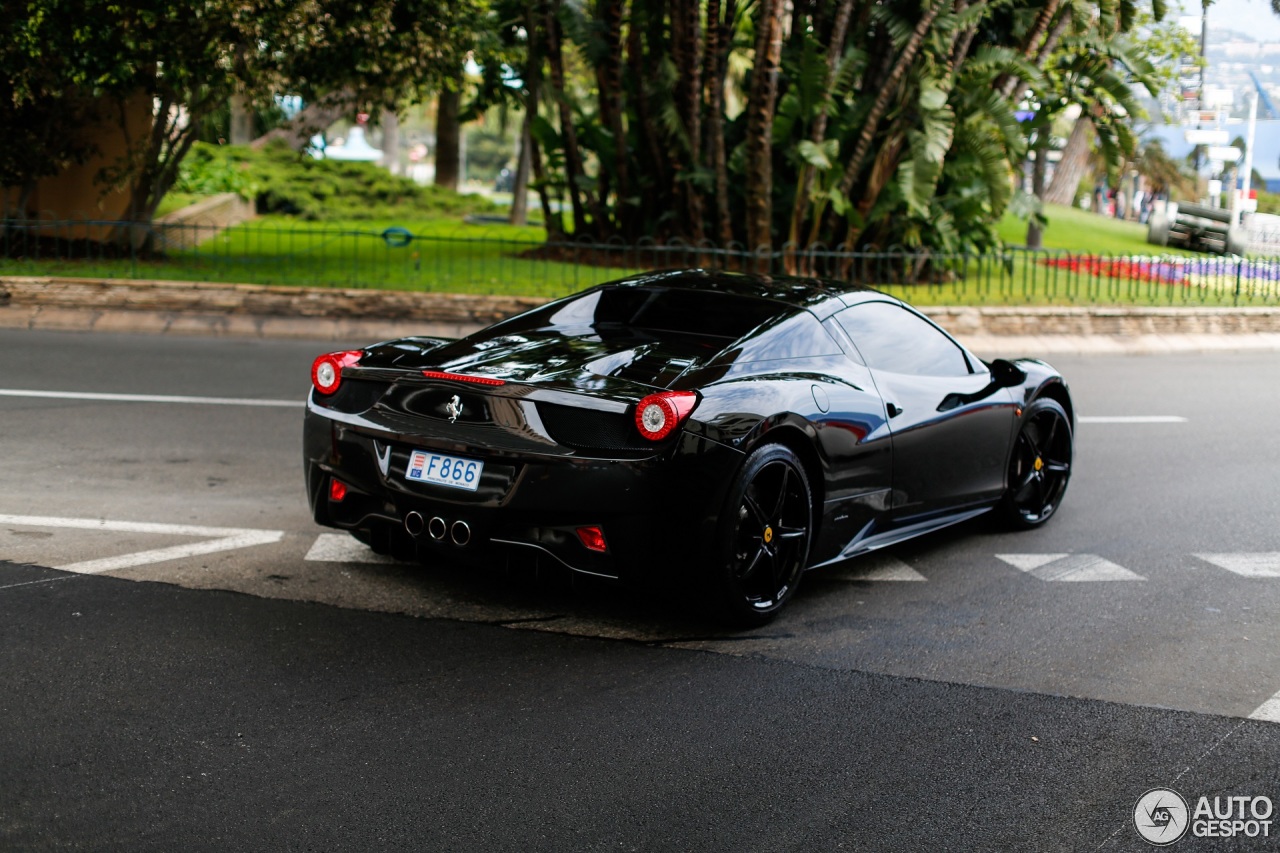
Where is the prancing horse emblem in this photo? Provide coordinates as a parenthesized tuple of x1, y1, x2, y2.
(445, 394, 463, 423)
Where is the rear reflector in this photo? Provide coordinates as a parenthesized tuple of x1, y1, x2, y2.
(329, 479, 348, 502)
(576, 526, 608, 553)
(421, 370, 506, 386)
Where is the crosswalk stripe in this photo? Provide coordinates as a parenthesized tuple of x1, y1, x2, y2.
(996, 553, 1146, 582)
(1195, 553, 1280, 578)
(1250, 690, 1280, 723)
(0, 514, 284, 575)
(304, 533, 398, 564)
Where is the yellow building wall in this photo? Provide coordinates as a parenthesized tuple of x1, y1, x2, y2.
(4, 93, 154, 233)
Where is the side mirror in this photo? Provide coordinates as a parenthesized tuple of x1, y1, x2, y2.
(989, 358, 1027, 389)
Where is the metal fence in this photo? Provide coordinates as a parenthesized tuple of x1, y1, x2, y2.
(3, 216, 1280, 306)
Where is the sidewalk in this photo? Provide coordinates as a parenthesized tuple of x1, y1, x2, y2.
(4, 275, 1280, 353)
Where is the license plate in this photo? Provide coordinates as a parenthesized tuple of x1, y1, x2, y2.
(404, 450, 483, 491)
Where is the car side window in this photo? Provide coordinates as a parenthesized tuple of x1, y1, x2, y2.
(835, 302, 971, 376)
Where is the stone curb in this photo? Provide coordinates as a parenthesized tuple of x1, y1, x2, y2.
(3, 275, 1280, 352)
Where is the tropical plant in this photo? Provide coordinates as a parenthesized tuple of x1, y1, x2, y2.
(493, 0, 1169, 257)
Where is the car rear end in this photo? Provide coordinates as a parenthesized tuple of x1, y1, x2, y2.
(303, 338, 744, 581)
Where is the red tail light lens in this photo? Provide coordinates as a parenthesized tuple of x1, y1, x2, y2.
(311, 350, 363, 395)
(576, 526, 608, 553)
(634, 391, 698, 441)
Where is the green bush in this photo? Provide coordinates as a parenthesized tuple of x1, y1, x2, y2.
(172, 142, 499, 221)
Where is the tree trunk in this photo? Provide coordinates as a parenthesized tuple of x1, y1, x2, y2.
(524, 67, 563, 241)
(544, 0, 593, 238)
(435, 87, 461, 192)
(1045, 115, 1093, 206)
(380, 109, 400, 174)
(671, 0, 704, 243)
(744, 0, 785, 257)
(703, 0, 735, 247)
(626, 0, 669, 232)
(1026, 132, 1049, 248)
(510, 103, 533, 227)
(595, 0, 628, 235)
(229, 94, 253, 145)
(250, 89, 357, 151)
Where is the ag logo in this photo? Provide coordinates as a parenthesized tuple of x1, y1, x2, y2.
(1135, 788, 1190, 846)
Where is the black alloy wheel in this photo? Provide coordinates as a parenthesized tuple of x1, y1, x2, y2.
(1001, 397, 1073, 528)
(712, 444, 813, 626)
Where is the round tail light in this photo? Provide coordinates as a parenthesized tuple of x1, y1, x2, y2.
(311, 350, 363, 395)
(634, 391, 698, 441)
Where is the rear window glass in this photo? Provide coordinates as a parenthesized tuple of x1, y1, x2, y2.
(544, 287, 785, 339)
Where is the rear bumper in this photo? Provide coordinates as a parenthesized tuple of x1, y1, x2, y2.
(304, 405, 743, 580)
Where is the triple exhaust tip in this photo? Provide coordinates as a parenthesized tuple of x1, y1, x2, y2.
(404, 511, 470, 546)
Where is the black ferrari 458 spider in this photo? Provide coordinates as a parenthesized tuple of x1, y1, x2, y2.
(304, 269, 1074, 625)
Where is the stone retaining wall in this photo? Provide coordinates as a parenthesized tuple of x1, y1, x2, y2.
(153, 193, 255, 250)
(3, 275, 1280, 347)
(0, 276, 547, 340)
(925, 305, 1280, 337)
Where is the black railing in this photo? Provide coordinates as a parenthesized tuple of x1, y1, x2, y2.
(3, 216, 1279, 306)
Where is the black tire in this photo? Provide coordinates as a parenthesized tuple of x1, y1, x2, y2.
(708, 444, 813, 627)
(1000, 397, 1073, 529)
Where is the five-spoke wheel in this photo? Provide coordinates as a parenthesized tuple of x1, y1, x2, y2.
(711, 444, 813, 626)
(1001, 398, 1073, 528)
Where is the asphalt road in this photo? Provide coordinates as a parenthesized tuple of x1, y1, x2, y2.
(3, 328, 1280, 850)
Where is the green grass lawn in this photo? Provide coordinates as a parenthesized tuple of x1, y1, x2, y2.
(3, 205, 1275, 306)
(997, 203, 1198, 256)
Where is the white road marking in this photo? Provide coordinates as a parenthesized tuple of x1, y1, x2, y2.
(57, 531, 283, 574)
(824, 555, 926, 582)
(0, 389, 299, 407)
(1249, 690, 1280, 723)
(0, 514, 274, 538)
(0, 514, 283, 575)
(1195, 553, 1280, 578)
(996, 553, 1146, 581)
(1077, 416, 1187, 423)
(997, 553, 1068, 571)
(304, 533, 398, 564)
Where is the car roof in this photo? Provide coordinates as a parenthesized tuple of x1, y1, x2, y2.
(604, 268, 892, 320)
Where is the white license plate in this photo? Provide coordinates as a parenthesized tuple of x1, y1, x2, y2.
(405, 450, 483, 491)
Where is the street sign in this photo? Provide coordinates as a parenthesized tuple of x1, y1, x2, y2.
(1207, 145, 1242, 162)
(1185, 128, 1229, 145)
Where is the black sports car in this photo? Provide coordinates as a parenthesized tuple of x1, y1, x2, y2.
(304, 269, 1074, 625)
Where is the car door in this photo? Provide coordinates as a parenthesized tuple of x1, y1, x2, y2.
(833, 301, 1018, 516)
